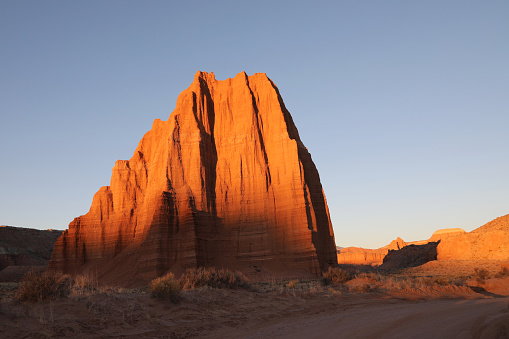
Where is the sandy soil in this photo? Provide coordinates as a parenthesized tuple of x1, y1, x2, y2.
(1, 281, 508, 339)
(223, 297, 509, 339)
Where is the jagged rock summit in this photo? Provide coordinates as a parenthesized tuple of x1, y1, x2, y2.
(49, 71, 337, 285)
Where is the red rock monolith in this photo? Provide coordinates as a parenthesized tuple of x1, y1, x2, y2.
(48, 71, 337, 285)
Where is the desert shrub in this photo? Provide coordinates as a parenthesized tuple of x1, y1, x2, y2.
(349, 284, 370, 293)
(179, 267, 249, 290)
(322, 267, 352, 285)
(150, 273, 182, 303)
(70, 273, 98, 296)
(494, 267, 509, 278)
(15, 271, 71, 302)
(286, 280, 299, 289)
(432, 276, 449, 286)
(355, 272, 381, 281)
(73, 273, 96, 290)
(474, 268, 490, 282)
(381, 276, 403, 290)
(453, 276, 468, 286)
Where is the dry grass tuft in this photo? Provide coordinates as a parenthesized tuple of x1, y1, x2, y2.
(150, 273, 182, 303)
(179, 267, 249, 290)
(70, 273, 98, 297)
(15, 272, 71, 302)
(286, 279, 299, 289)
(322, 267, 352, 285)
(349, 284, 371, 293)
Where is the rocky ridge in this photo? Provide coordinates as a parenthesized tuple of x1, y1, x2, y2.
(437, 214, 509, 260)
(0, 226, 62, 281)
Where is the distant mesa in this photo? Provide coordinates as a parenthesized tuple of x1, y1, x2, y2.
(0, 226, 62, 282)
(48, 71, 338, 285)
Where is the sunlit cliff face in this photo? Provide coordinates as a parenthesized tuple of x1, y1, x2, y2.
(48, 71, 337, 285)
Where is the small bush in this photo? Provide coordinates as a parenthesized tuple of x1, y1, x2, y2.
(355, 272, 379, 281)
(432, 276, 449, 286)
(474, 268, 490, 282)
(494, 267, 509, 278)
(150, 273, 182, 303)
(286, 280, 299, 289)
(73, 273, 96, 290)
(322, 267, 352, 285)
(70, 273, 98, 297)
(349, 284, 370, 293)
(15, 272, 71, 302)
(179, 267, 249, 290)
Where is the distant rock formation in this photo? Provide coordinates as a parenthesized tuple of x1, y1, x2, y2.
(337, 228, 466, 267)
(437, 214, 509, 260)
(385, 237, 407, 250)
(427, 228, 466, 242)
(48, 71, 337, 285)
(0, 226, 62, 282)
(379, 218, 509, 270)
(337, 237, 406, 266)
(337, 248, 386, 266)
(380, 242, 439, 270)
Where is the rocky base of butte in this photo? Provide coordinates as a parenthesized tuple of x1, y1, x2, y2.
(48, 71, 337, 285)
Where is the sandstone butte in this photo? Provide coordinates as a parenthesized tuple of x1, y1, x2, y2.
(48, 71, 338, 285)
(437, 214, 509, 260)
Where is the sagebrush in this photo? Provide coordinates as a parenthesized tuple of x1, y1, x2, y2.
(150, 273, 181, 303)
(179, 267, 249, 290)
(322, 267, 352, 285)
(474, 268, 490, 282)
(15, 272, 71, 302)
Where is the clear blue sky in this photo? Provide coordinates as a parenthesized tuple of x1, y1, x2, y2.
(1, 1, 508, 248)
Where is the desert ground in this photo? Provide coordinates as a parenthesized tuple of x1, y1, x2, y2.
(1, 260, 508, 339)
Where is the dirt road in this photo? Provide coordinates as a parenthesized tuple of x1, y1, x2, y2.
(213, 297, 509, 339)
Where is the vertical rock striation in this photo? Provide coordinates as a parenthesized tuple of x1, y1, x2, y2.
(49, 71, 337, 284)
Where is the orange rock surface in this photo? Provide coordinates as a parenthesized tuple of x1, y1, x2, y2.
(337, 228, 468, 266)
(337, 237, 407, 266)
(48, 71, 337, 284)
(437, 214, 509, 260)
